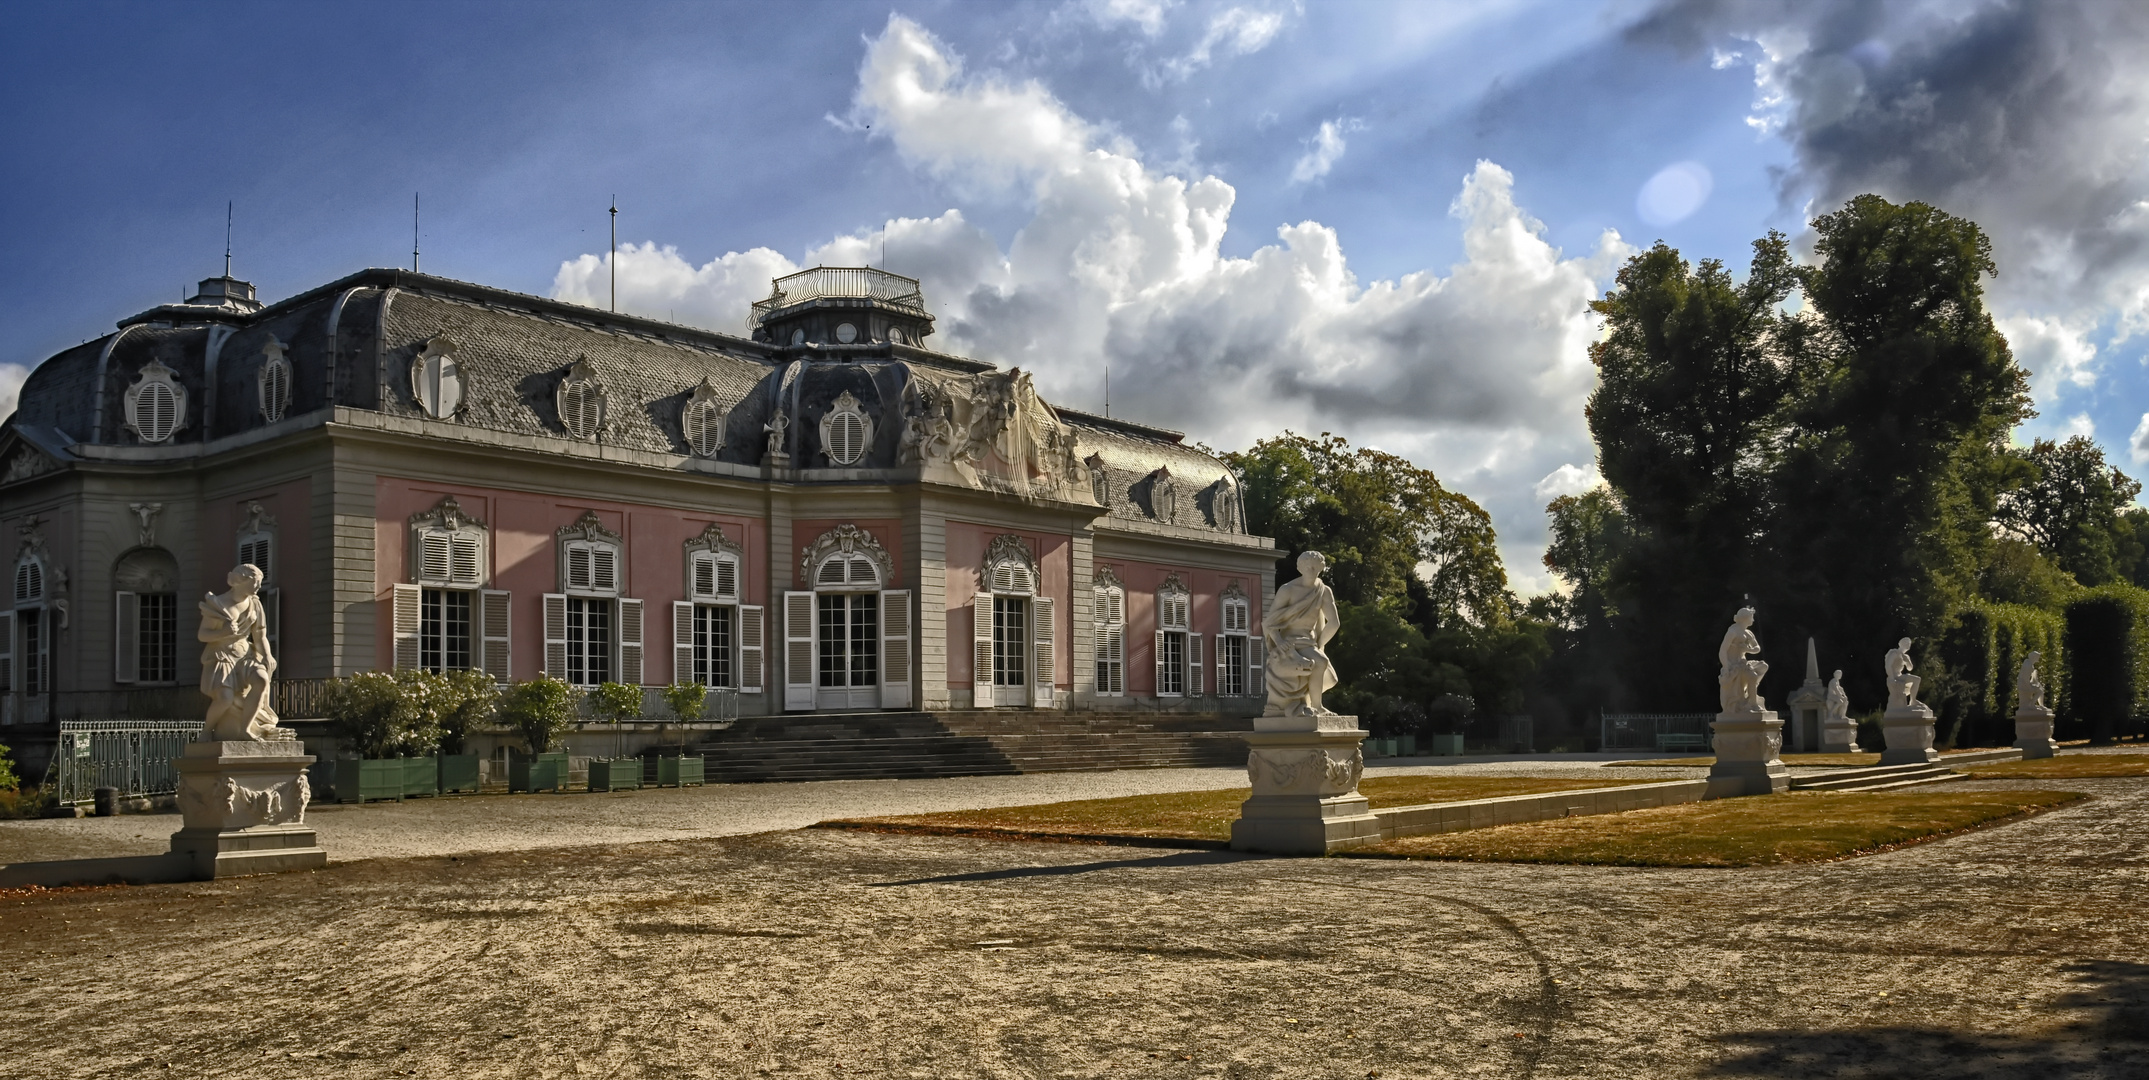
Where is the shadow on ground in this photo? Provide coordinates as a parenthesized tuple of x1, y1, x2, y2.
(1707, 960, 2149, 1078)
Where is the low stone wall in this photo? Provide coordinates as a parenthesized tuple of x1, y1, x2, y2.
(1371, 780, 1710, 841)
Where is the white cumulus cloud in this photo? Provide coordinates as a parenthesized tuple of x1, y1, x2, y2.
(1289, 119, 1357, 185)
(1534, 463, 1603, 502)
(0, 363, 29, 424)
(2133, 413, 2149, 466)
(556, 14, 1628, 592)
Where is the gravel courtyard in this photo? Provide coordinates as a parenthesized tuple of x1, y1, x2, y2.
(3, 763, 2144, 1079)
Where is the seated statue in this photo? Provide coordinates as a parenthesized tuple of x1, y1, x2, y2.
(1716, 607, 1768, 715)
(199, 564, 280, 741)
(1263, 550, 1341, 717)
(1884, 637, 1924, 712)
(2016, 650, 2050, 716)
(1824, 669, 1849, 726)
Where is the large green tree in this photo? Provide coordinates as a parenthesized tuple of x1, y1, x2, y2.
(1995, 436, 2143, 586)
(1584, 235, 1797, 704)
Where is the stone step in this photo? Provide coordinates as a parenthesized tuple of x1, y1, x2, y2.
(1791, 764, 1960, 792)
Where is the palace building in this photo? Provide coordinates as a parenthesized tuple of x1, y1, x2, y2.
(0, 265, 1273, 770)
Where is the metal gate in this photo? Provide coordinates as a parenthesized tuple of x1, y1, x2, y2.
(1598, 712, 1715, 752)
(45, 719, 202, 806)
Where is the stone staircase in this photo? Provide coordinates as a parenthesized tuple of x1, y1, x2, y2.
(678, 710, 1253, 783)
(1787, 747, 2023, 793)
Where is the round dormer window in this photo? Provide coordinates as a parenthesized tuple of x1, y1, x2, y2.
(835, 322, 858, 344)
(790, 328, 806, 346)
(819, 390, 873, 466)
(888, 326, 906, 345)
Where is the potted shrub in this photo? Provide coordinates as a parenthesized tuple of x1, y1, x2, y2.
(586, 681, 645, 792)
(499, 676, 576, 793)
(324, 672, 443, 802)
(423, 669, 498, 794)
(1425, 693, 1473, 757)
(655, 681, 708, 787)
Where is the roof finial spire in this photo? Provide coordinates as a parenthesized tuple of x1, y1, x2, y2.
(609, 196, 618, 313)
(413, 192, 421, 273)
(224, 200, 233, 278)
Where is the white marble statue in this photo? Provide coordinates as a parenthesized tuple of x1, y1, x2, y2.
(1716, 607, 1768, 715)
(1825, 669, 1849, 727)
(2016, 651, 2050, 716)
(1884, 637, 1923, 712)
(1263, 550, 1341, 717)
(199, 564, 280, 741)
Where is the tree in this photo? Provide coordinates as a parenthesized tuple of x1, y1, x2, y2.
(1585, 235, 1797, 703)
(1995, 436, 2144, 586)
(1767, 195, 2033, 708)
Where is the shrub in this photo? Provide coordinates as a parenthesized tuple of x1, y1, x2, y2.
(0, 741, 18, 792)
(589, 682, 645, 725)
(402, 669, 500, 755)
(323, 672, 441, 758)
(1941, 602, 2065, 747)
(2061, 584, 2149, 743)
(662, 681, 708, 724)
(499, 676, 577, 755)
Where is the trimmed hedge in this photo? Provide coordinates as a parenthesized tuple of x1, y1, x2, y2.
(2061, 584, 2149, 743)
(1942, 602, 2066, 748)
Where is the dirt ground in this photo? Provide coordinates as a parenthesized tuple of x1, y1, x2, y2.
(3, 773, 2146, 1079)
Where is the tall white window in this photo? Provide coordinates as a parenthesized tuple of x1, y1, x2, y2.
(1154, 575, 1198, 699)
(395, 495, 507, 680)
(785, 525, 906, 711)
(123, 361, 187, 444)
(1219, 584, 1252, 697)
(1092, 568, 1126, 697)
(974, 535, 1052, 709)
(819, 390, 873, 466)
(411, 336, 463, 419)
(676, 524, 752, 690)
(113, 547, 179, 686)
(14, 555, 52, 699)
(543, 511, 641, 687)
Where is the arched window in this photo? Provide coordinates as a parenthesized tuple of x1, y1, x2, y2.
(681, 378, 728, 458)
(556, 358, 607, 441)
(123, 361, 187, 444)
(1092, 566, 1125, 697)
(411, 336, 464, 420)
(393, 496, 506, 680)
(785, 525, 904, 712)
(113, 547, 180, 684)
(677, 523, 760, 693)
(1155, 573, 1197, 699)
(1217, 581, 1256, 697)
(258, 339, 293, 423)
(542, 512, 640, 688)
(974, 535, 1051, 709)
(819, 390, 872, 466)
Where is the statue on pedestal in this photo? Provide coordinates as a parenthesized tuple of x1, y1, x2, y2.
(1717, 607, 1768, 715)
(1884, 637, 1926, 713)
(1825, 669, 1849, 727)
(2013, 650, 2058, 760)
(1262, 551, 1341, 718)
(198, 564, 280, 741)
(2015, 651, 2051, 716)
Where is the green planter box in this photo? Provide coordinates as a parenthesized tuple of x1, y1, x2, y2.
(402, 756, 440, 797)
(1428, 734, 1466, 757)
(437, 754, 482, 794)
(655, 756, 705, 787)
(333, 758, 406, 803)
(589, 758, 642, 792)
(510, 752, 570, 793)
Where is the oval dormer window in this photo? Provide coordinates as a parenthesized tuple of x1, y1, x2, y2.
(556, 358, 607, 441)
(680, 377, 727, 458)
(258, 338, 292, 423)
(411, 337, 463, 419)
(819, 390, 872, 466)
(835, 322, 858, 344)
(790, 328, 806, 346)
(123, 360, 187, 444)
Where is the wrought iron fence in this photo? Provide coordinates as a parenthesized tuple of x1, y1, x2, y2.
(44, 719, 202, 805)
(1598, 712, 1716, 752)
(707, 687, 740, 724)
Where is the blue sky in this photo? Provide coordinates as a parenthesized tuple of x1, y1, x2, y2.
(5, 0, 2146, 592)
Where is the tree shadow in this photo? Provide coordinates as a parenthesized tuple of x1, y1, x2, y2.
(1705, 960, 2149, 1078)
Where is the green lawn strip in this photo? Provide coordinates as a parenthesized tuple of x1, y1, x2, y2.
(1348, 789, 2088, 867)
(813, 776, 1665, 846)
(1961, 755, 2149, 780)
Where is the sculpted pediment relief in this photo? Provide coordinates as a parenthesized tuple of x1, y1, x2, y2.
(898, 368, 1085, 497)
(1, 445, 57, 485)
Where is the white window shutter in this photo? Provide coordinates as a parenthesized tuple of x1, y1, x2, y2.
(542, 593, 569, 679)
(421, 532, 452, 583)
(0, 610, 12, 693)
(263, 586, 281, 659)
(1188, 633, 1203, 697)
(617, 598, 644, 686)
(451, 534, 482, 585)
(567, 546, 591, 590)
(880, 589, 911, 709)
(973, 595, 995, 706)
(1154, 630, 1167, 698)
(1249, 636, 1265, 696)
(1030, 596, 1055, 708)
(673, 601, 695, 686)
(782, 591, 815, 711)
(738, 604, 765, 694)
(593, 547, 618, 593)
(114, 592, 139, 683)
(392, 583, 421, 671)
(1218, 636, 1229, 697)
(481, 590, 512, 682)
(690, 552, 713, 600)
(715, 555, 738, 601)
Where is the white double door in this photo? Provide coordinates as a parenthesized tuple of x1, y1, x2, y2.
(816, 592, 880, 711)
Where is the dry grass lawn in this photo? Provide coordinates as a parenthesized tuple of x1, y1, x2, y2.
(1355, 788, 2087, 867)
(1962, 754, 2149, 780)
(816, 774, 1660, 846)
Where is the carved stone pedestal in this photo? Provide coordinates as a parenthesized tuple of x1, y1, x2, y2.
(170, 739, 327, 879)
(1706, 710, 1788, 798)
(1229, 715, 1382, 855)
(1820, 715, 1861, 753)
(1879, 705, 1940, 766)
(2013, 707, 2058, 760)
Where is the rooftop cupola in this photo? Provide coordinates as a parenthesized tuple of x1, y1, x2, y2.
(118, 274, 264, 328)
(185, 275, 261, 313)
(749, 266, 934, 350)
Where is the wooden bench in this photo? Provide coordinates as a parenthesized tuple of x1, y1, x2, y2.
(1655, 733, 1709, 753)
